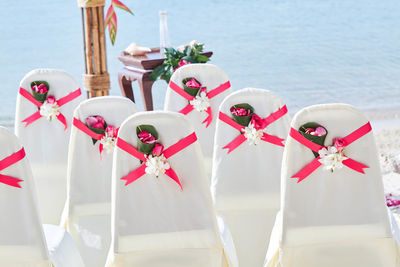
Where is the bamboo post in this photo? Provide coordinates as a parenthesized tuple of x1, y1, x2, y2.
(78, 0, 110, 98)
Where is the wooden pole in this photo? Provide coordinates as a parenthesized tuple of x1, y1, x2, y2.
(79, 0, 110, 98)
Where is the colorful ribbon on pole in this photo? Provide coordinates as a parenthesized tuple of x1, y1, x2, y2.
(0, 148, 26, 188)
(169, 81, 231, 127)
(116, 132, 198, 190)
(219, 105, 288, 153)
(290, 122, 372, 183)
(73, 118, 118, 156)
(19, 87, 81, 130)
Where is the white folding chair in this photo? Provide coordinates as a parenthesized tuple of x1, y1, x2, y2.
(15, 69, 84, 224)
(164, 64, 232, 175)
(107, 111, 237, 267)
(265, 104, 400, 267)
(0, 126, 84, 267)
(211, 88, 291, 267)
(61, 96, 137, 267)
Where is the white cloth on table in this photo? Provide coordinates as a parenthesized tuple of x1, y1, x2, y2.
(211, 88, 291, 267)
(61, 96, 137, 267)
(264, 103, 400, 267)
(15, 69, 84, 224)
(164, 64, 232, 176)
(106, 111, 238, 267)
(0, 126, 84, 267)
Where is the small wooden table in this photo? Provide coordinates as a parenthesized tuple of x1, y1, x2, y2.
(118, 48, 213, 110)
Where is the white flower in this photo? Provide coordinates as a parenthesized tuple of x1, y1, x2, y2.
(100, 135, 116, 154)
(189, 91, 210, 112)
(145, 154, 170, 177)
(39, 102, 60, 121)
(243, 123, 264, 145)
(318, 146, 348, 172)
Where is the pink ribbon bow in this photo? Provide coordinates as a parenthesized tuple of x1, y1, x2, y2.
(73, 118, 119, 156)
(0, 148, 26, 188)
(219, 105, 288, 153)
(116, 132, 198, 190)
(169, 80, 231, 127)
(290, 122, 372, 183)
(19, 87, 82, 130)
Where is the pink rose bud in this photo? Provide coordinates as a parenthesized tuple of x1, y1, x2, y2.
(314, 126, 327, 136)
(231, 107, 251, 116)
(305, 128, 314, 134)
(200, 87, 207, 94)
(32, 83, 48, 94)
(332, 137, 346, 152)
(106, 125, 118, 138)
(251, 114, 267, 130)
(86, 116, 105, 130)
(46, 95, 56, 104)
(185, 78, 201, 88)
(152, 143, 164, 156)
(178, 59, 191, 67)
(138, 131, 157, 144)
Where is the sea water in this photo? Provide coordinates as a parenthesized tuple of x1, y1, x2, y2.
(1, 0, 400, 127)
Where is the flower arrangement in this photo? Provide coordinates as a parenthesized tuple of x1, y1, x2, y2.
(230, 104, 255, 127)
(183, 77, 202, 97)
(149, 42, 210, 83)
(318, 137, 348, 172)
(103, 0, 134, 45)
(136, 125, 170, 177)
(31, 81, 60, 121)
(86, 116, 118, 153)
(230, 103, 267, 145)
(299, 123, 328, 157)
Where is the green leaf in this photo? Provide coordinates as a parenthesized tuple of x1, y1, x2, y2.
(149, 64, 166, 81)
(196, 54, 210, 63)
(299, 122, 328, 158)
(230, 103, 255, 127)
(136, 125, 159, 155)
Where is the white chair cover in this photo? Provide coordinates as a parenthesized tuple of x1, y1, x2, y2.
(107, 111, 237, 267)
(61, 96, 137, 267)
(15, 69, 84, 224)
(0, 126, 52, 266)
(211, 88, 291, 267)
(164, 64, 232, 174)
(264, 104, 400, 267)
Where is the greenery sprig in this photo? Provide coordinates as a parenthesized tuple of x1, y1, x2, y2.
(150, 43, 210, 83)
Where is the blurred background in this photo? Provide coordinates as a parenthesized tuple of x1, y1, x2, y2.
(1, 0, 400, 127)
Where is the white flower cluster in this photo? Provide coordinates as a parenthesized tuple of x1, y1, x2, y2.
(318, 146, 348, 172)
(189, 91, 210, 112)
(243, 123, 264, 145)
(39, 102, 60, 121)
(100, 135, 116, 154)
(145, 154, 170, 177)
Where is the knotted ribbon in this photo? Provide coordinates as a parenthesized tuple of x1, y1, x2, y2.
(219, 105, 288, 153)
(290, 122, 372, 183)
(116, 132, 198, 190)
(73, 118, 118, 156)
(0, 148, 26, 188)
(169, 81, 231, 127)
(19, 87, 82, 130)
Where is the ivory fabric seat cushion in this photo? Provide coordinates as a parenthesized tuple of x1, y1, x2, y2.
(212, 88, 291, 267)
(106, 111, 237, 267)
(164, 64, 233, 176)
(264, 103, 400, 267)
(15, 68, 84, 224)
(61, 96, 137, 267)
(0, 126, 84, 267)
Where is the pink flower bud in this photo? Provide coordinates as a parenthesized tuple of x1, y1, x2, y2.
(314, 126, 327, 136)
(152, 143, 164, 156)
(86, 116, 105, 130)
(231, 107, 251, 116)
(332, 137, 346, 152)
(138, 131, 157, 144)
(250, 114, 266, 130)
(178, 59, 191, 67)
(185, 78, 201, 88)
(46, 95, 56, 104)
(106, 125, 118, 138)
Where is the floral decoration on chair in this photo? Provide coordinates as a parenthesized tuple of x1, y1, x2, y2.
(85, 116, 118, 154)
